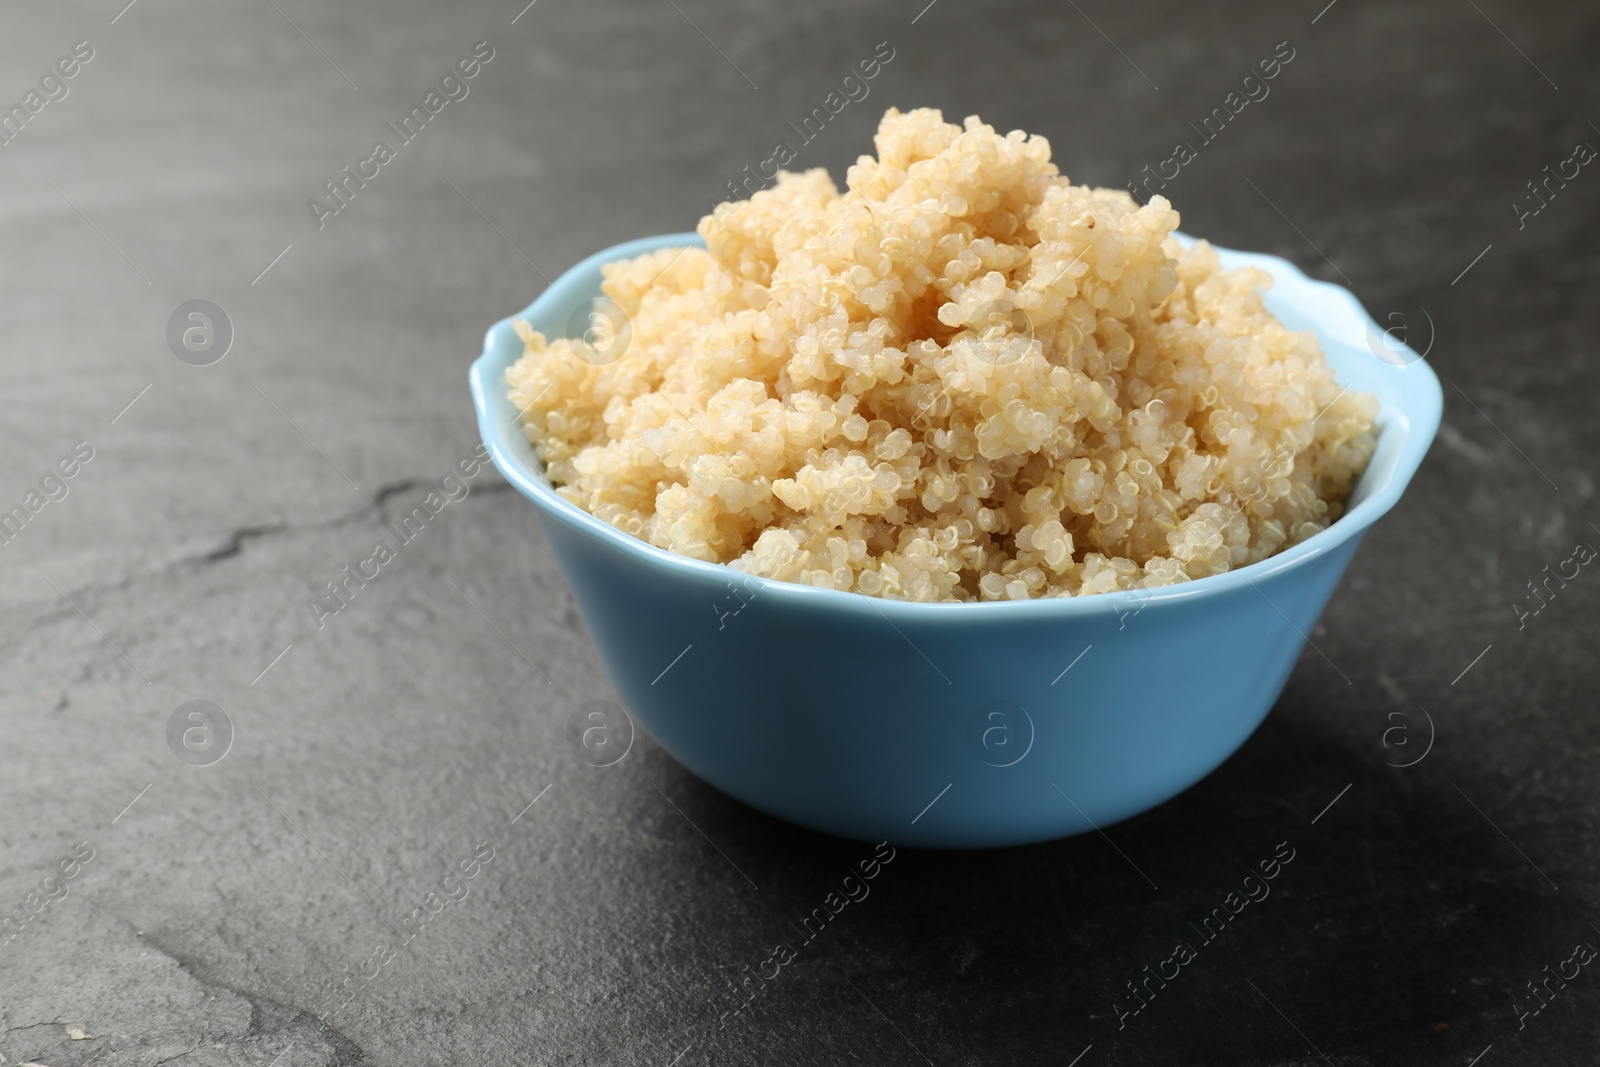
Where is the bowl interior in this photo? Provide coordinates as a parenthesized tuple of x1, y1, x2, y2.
(470, 232, 1442, 616)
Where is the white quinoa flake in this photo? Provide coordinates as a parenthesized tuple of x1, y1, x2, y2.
(507, 108, 1378, 602)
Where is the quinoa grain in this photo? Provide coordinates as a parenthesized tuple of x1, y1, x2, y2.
(508, 108, 1377, 602)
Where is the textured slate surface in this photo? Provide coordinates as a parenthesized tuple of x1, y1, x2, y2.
(1, 1, 1596, 1064)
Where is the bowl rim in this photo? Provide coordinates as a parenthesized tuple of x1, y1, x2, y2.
(470, 231, 1442, 620)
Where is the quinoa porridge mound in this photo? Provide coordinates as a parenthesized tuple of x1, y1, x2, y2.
(506, 107, 1378, 602)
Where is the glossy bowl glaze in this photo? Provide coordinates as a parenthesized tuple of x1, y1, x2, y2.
(469, 232, 1441, 848)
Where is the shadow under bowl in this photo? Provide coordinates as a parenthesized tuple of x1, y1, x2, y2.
(470, 232, 1441, 848)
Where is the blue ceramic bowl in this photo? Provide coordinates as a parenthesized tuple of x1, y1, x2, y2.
(470, 232, 1441, 848)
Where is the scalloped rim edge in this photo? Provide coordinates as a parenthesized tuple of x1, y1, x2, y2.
(469, 231, 1443, 621)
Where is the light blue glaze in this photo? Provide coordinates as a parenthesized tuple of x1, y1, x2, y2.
(470, 233, 1441, 848)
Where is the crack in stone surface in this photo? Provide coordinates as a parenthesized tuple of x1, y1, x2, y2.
(12, 473, 519, 706)
(0, 904, 369, 1067)
(179, 476, 513, 569)
(17, 476, 515, 617)
(198, 522, 292, 563)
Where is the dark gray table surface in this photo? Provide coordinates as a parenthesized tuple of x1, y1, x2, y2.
(2, 1, 1596, 1064)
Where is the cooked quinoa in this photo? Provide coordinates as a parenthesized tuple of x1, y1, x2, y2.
(507, 107, 1378, 602)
